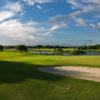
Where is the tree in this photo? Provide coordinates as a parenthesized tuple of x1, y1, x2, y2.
(15, 45, 27, 53)
(77, 45, 87, 50)
(95, 44, 100, 49)
(82, 45, 87, 50)
(35, 45, 43, 49)
(54, 46, 63, 53)
(4, 46, 9, 52)
(87, 45, 97, 50)
(44, 45, 50, 49)
(0, 45, 4, 52)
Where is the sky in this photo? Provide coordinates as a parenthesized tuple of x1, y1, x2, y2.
(0, 0, 100, 46)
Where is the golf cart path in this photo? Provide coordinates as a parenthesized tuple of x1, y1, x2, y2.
(38, 66, 100, 82)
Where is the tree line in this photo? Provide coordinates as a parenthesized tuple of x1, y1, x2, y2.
(0, 45, 27, 53)
(77, 44, 100, 50)
(0, 44, 100, 53)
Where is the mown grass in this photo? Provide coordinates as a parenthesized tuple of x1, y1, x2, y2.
(28, 48, 75, 52)
(6, 48, 75, 53)
(0, 52, 100, 100)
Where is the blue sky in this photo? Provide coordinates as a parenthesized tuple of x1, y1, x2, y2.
(0, 0, 100, 46)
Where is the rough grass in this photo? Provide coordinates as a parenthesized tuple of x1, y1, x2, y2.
(0, 52, 100, 100)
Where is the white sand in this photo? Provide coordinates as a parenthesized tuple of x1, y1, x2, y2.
(38, 66, 100, 82)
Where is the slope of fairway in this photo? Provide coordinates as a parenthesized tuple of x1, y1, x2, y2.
(0, 52, 100, 100)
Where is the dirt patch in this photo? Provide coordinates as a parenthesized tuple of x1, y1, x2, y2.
(38, 66, 100, 82)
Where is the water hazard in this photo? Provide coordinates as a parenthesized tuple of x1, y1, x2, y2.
(29, 51, 100, 56)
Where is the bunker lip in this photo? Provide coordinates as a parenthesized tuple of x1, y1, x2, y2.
(38, 66, 100, 82)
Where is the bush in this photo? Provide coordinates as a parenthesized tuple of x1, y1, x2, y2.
(87, 46, 97, 50)
(0, 45, 4, 52)
(77, 45, 87, 50)
(15, 45, 27, 53)
(54, 47, 63, 53)
(71, 50, 85, 55)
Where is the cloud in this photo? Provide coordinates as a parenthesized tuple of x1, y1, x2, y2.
(81, 0, 100, 4)
(50, 24, 67, 31)
(0, 19, 53, 42)
(24, 0, 55, 5)
(97, 23, 100, 30)
(98, 23, 100, 26)
(67, 0, 84, 9)
(90, 23, 96, 28)
(0, 1, 23, 22)
(37, 5, 42, 9)
(73, 17, 88, 27)
(4, 1, 23, 12)
(1, 0, 100, 45)
(89, 22, 100, 31)
(46, 15, 89, 29)
(45, 0, 100, 30)
(50, 25, 62, 30)
(0, 11, 15, 22)
(46, 15, 72, 25)
(46, 14, 89, 28)
(42, 32, 52, 36)
(67, 0, 100, 17)
(93, 15, 100, 18)
(0, 20, 36, 41)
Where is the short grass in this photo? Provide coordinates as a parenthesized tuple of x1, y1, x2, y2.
(0, 52, 100, 100)
(6, 48, 100, 53)
(28, 48, 75, 52)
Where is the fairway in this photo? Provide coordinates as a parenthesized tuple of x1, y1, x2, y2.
(0, 52, 100, 100)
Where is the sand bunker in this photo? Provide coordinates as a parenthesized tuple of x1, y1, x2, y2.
(39, 66, 100, 82)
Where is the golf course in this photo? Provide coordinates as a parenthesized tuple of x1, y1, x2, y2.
(0, 52, 100, 100)
(1, 0, 100, 99)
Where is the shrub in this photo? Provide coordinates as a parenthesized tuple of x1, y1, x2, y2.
(71, 50, 85, 55)
(0, 45, 4, 52)
(15, 45, 27, 53)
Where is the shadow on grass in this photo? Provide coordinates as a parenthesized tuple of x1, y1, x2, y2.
(0, 61, 64, 84)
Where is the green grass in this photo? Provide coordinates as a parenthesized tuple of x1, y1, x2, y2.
(0, 52, 100, 100)
(6, 48, 100, 52)
(28, 48, 75, 52)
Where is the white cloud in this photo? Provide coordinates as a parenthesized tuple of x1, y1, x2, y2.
(81, 0, 100, 4)
(37, 5, 42, 9)
(46, 15, 72, 25)
(50, 23, 67, 31)
(89, 22, 100, 31)
(98, 23, 100, 26)
(0, 20, 37, 41)
(90, 23, 96, 28)
(24, 0, 33, 5)
(0, 1, 23, 22)
(24, 0, 55, 5)
(25, 21, 39, 26)
(42, 32, 52, 36)
(0, 11, 15, 22)
(45, 0, 100, 30)
(50, 25, 62, 30)
(97, 22, 100, 30)
(0, 19, 53, 41)
(73, 17, 88, 27)
(67, 0, 84, 9)
(67, 0, 100, 17)
(4, 1, 23, 12)
(43, 8, 54, 13)
(93, 15, 100, 18)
